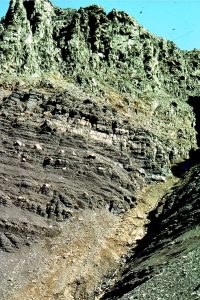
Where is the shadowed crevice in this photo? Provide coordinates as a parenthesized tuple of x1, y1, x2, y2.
(188, 96, 200, 147)
(171, 148, 200, 177)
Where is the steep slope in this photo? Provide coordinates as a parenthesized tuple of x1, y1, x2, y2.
(100, 164, 200, 299)
(0, 1, 199, 299)
(0, 0, 199, 98)
(0, 86, 184, 299)
(0, 84, 193, 254)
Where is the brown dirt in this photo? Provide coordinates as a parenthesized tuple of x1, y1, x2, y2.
(7, 178, 178, 300)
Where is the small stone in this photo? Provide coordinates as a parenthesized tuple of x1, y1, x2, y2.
(34, 143, 43, 151)
(59, 149, 65, 154)
(17, 196, 26, 201)
(92, 78, 97, 86)
(136, 210, 145, 219)
(151, 174, 166, 182)
(98, 53, 105, 59)
(137, 168, 145, 175)
(14, 140, 23, 147)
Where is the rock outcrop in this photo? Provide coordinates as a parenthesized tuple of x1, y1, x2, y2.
(0, 1, 199, 299)
(0, 0, 199, 98)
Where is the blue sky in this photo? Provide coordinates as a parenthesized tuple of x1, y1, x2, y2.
(0, 0, 199, 50)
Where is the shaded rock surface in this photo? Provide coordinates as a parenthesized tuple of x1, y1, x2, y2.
(100, 164, 200, 299)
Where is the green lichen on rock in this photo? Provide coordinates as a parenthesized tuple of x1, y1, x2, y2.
(0, 0, 199, 98)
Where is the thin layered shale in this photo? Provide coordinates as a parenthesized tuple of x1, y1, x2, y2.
(0, 1, 199, 299)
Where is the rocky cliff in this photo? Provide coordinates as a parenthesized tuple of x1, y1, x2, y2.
(0, 0, 200, 98)
(0, 1, 199, 299)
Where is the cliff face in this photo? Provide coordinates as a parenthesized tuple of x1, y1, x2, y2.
(0, 1, 199, 300)
(0, 0, 199, 98)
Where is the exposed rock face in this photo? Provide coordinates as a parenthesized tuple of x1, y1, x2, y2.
(0, 87, 185, 252)
(0, 0, 199, 98)
(100, 164, 200, 299)
(0, 1, 199, 300)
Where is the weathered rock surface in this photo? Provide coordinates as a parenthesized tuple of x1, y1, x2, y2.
(100, 164, 200, 299)
(0, 86, 189, 253)
(0, 0, 199, 98)
(0, 1, 199, 299)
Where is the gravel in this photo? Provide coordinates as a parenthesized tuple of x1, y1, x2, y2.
(122, 247, 200, 300)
